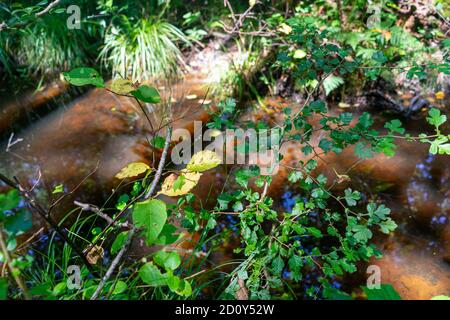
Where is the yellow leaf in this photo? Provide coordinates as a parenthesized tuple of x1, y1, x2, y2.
(158, 169, 202, 197)
(435, 91, 445, 100)
(110, 78, 134, 95)
(187, 150, 221, 172)
(249, 0, 256, 7)
(115, 162, 151, 179)
(85, 245, 104, 265)
(338, 102, 351, 108)
(293, 49, 307, 59)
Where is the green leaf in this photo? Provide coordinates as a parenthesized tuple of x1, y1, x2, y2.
(385, 119, 405, 134)
(52, 184, 64, 194)
(139, 263, 169, 286)
(307, 227, 323, 238)
(344, 188, 360, 206)
(173, 175, 185, 192)
(167, 275, 181, 292)
(271, 256, 285, 275)
(112, 281, 127, 295)
(52, 282, 67, 296)
(111, 231, 129, 255)
(309, 100, 327, 113)
(4, 209, 32, 236)
(323, 75, 344, 96)
(373, 204, 390, 220)
(110, 78, 134, 94)
(132, 199, 167, 245)
(354, 142, 373, 159)
(131, 85, 161, 103)
(155, 224, 180, 245)
(319, 139, 333, 152)
(178, 280, 192, 297)
(151, 135, 166, 149)
(427, 108, 446, 128)
(154, 251, 181, 271)
(323, 286, 353, 300)
(293, 49, 307, 59)
(363, 284, 401, 300)
(62, 68, 105, 88)
(431, 295, 450, 300)
(235, 166, 260, 188)
(186, 150, 221, 172)
(115, 162, 151, 179)
(351, 225, 372, 243)
(0, 189, 20, 212)
(379, 219, 397, 234)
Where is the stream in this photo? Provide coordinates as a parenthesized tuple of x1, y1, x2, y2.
(0, 45, 449, 299)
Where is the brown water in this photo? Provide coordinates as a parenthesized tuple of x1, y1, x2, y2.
(0, 61, 449, 299)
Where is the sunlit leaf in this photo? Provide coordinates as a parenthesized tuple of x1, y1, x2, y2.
(158, 170, 201, 197)
(186, 150, 221, 172)
(431, 295, 450, 300)
(112, 281, 127, 295)
(52, 184, 64, 194)
(154, 251, 181, 271)
(131, 85, 161, 103)
(115, 162, 151, 179)
(110, 78, 134, 94)
(293, 49, 307, 59)
(132, 199, 167, 245)
(62, 68, 105, 88)
(0, 278, 7, 300)
(111, 231, 129, 255)
(139, 263, 169, 286)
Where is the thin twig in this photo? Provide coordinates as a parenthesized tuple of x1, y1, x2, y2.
(145, 125, 173, 199)
(74, 201, 132, 229)
(0, 173, 98, 277)
(35, 0, 61, 17)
